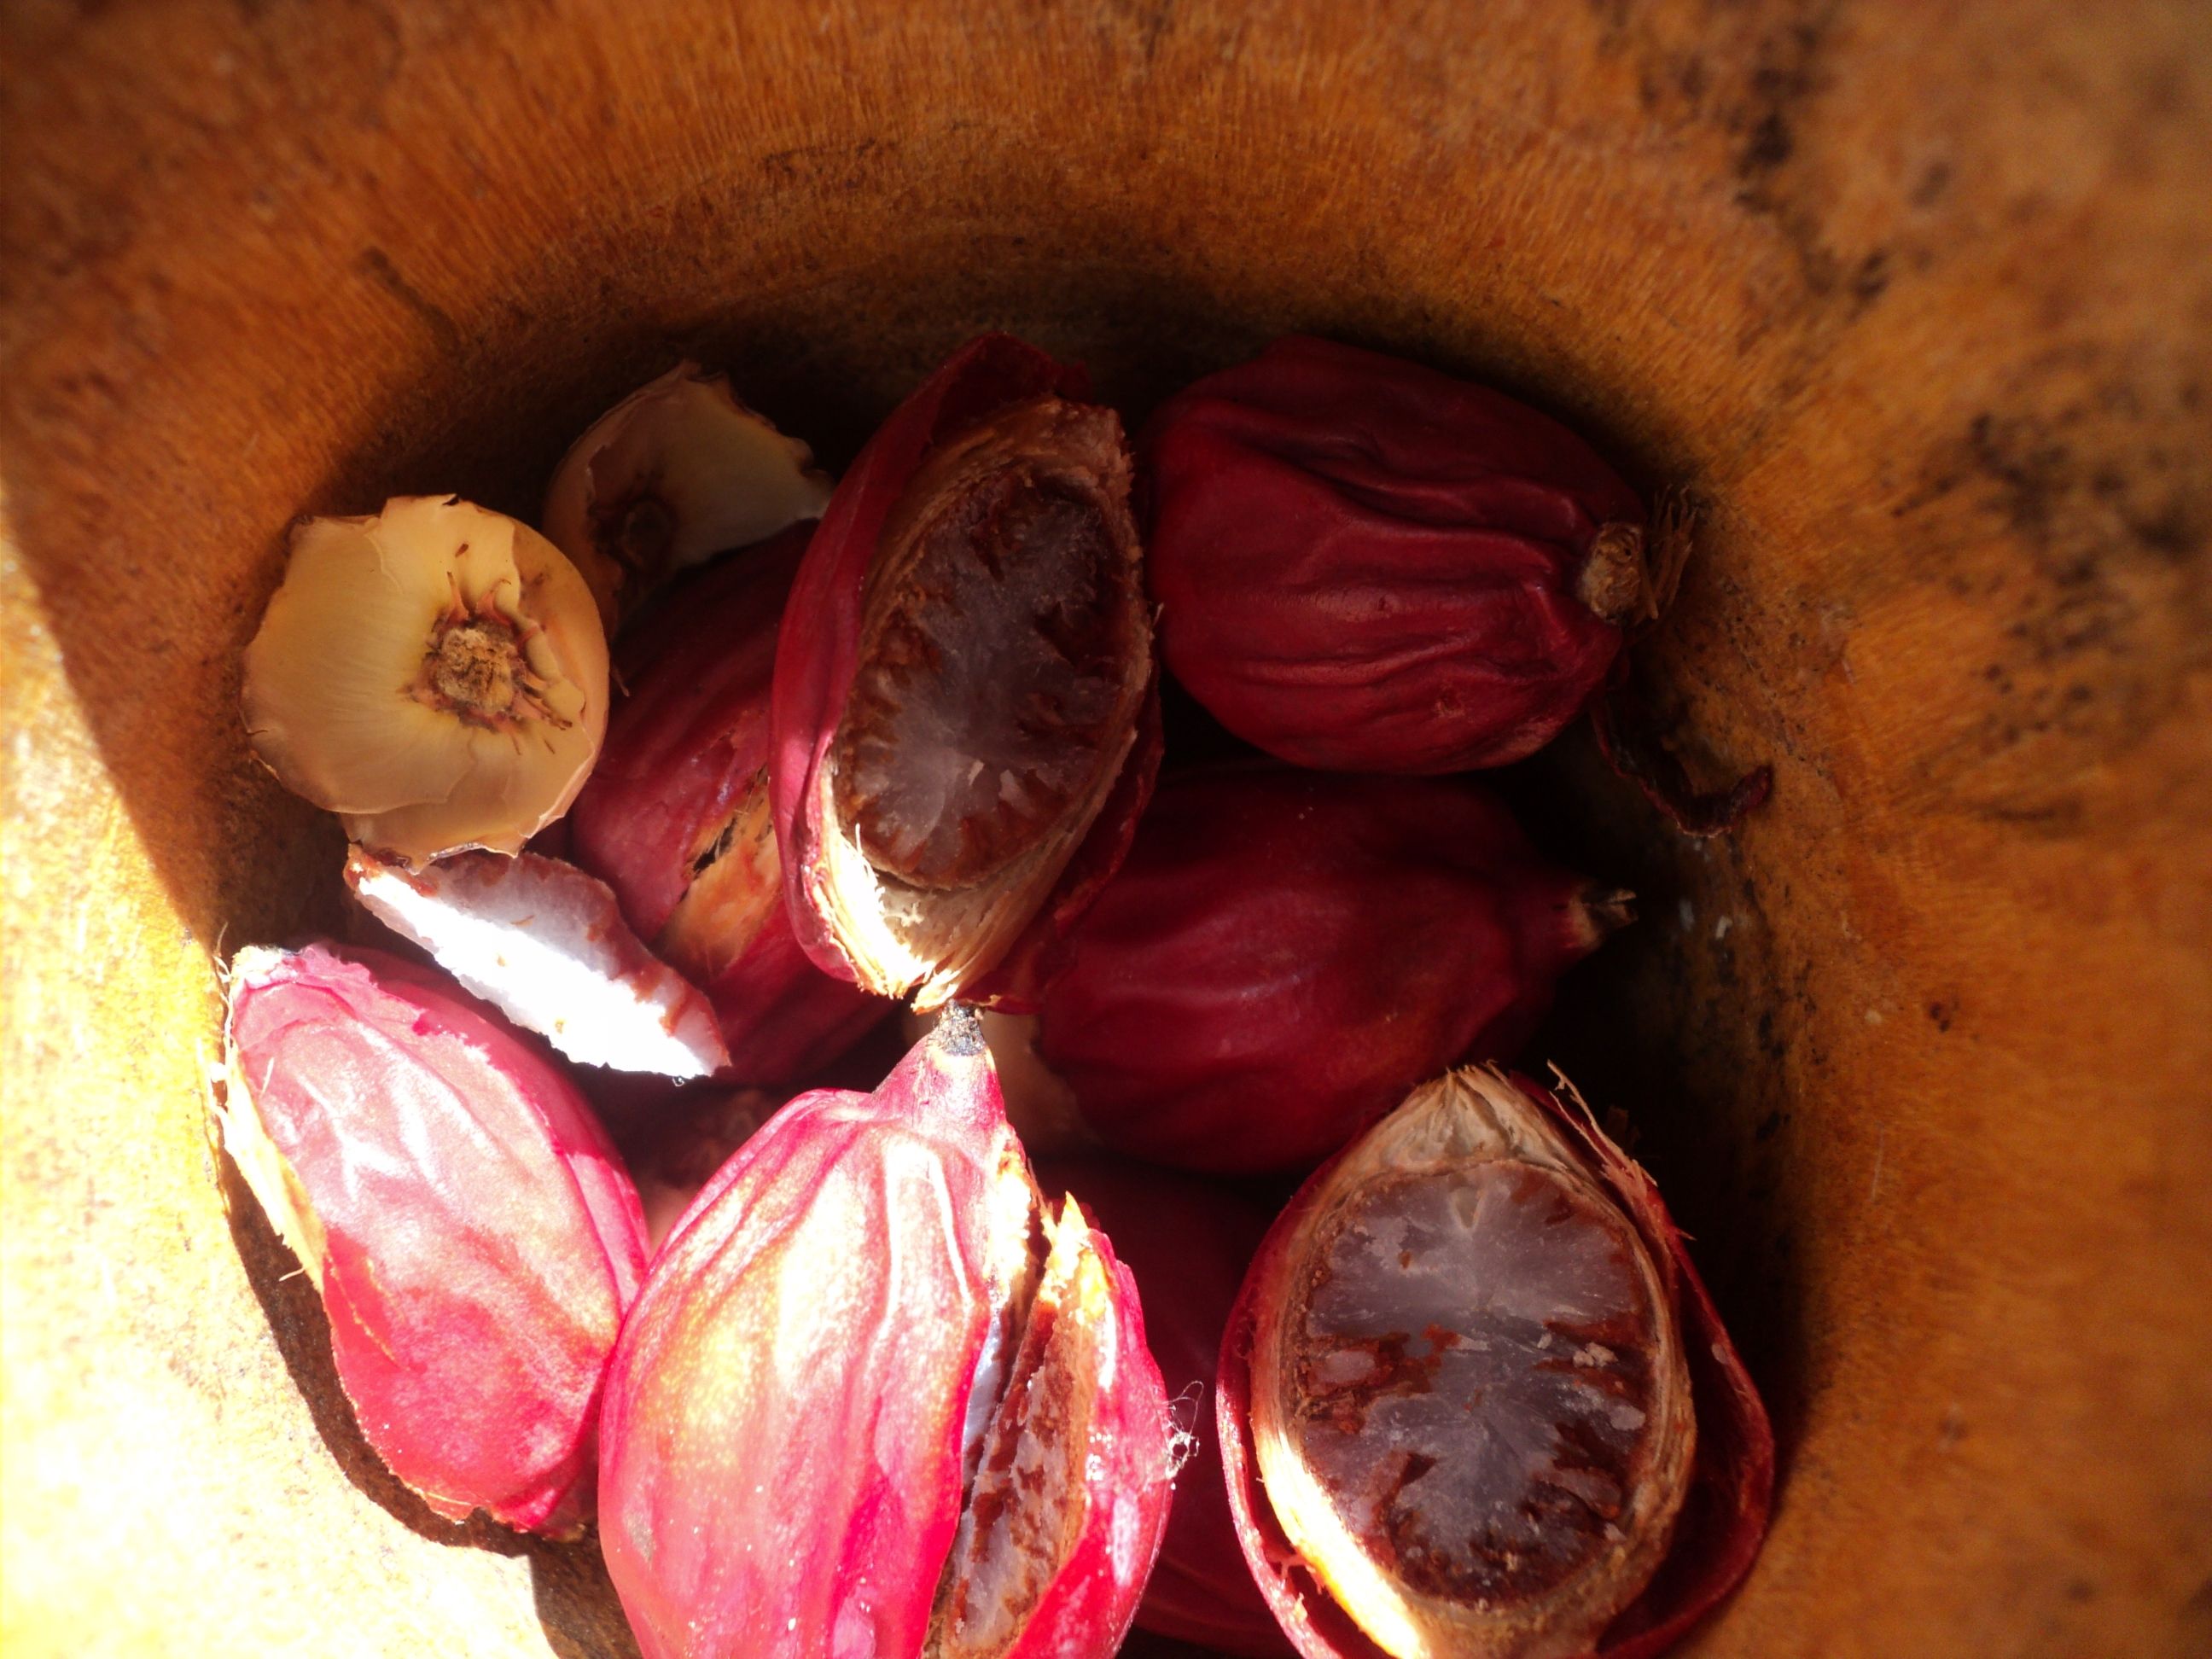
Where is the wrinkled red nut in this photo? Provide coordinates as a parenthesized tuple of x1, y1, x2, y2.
(1219, 1068, 1774, 1659)
(598, 1010, 1179, 1659)
(1036, 765, 1631, 1174)
(568, 527, 890, 1081)
(771, 335, 1160, 1010)
(1039, 1157, 1295, 1659)
(1143, 336, 1672, 775)
(218, 941, 650, 1537)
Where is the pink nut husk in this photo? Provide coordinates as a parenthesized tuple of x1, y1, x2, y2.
(1040, 1156, 1296, 1659)
(567, 527, 890, 1082)
(1216, 1068, 1774, 1659)
(1038, 765, 1631, 1174)
(217, 941, 650, 1537)
(597, 1012, 1178, 1659)
(345, 846, 730, 1080)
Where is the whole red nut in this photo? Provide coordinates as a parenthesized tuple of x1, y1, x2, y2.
(1217, 1068, 1773, 1659)
(771, 334, 1161, 1010)
(568, 526, 890, 1082)
(218, 941, 650, 1537)
(1034, 765, 1631, 1174)
(1142, 335, 1670, 776)
(597, 1010, 1179, 1659)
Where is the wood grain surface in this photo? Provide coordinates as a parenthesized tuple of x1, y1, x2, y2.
(3, 1, 2208, 1655)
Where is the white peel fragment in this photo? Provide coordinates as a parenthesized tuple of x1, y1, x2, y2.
(346, 847, 729, 1080)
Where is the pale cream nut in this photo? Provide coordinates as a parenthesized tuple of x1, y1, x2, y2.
(242, 494, 609, 865)
(541, 362, 833, 626)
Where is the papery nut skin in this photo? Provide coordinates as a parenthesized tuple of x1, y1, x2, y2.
(1037, 765, 1629, 1174)
(218, 941, 650, 1537)
(597, 1014, 1177, 1659)
(542, 362, 834, 626)
(1039, 1157, 1295, 1659)
(1217, 1069, 1774, 1659)
(568, 527, 889, 1082)
(242, 495, 609, 866)
(345, 846, 730, 1080)
(771, 334, 1160, 1010)
(1142, 336, 1656, 775)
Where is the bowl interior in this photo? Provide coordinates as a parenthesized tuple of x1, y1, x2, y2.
(3, 3, 2209, 1656)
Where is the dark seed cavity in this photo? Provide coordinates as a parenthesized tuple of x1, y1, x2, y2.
(592, 486, 678, 581)
(833, 412, 1137, 892)
(1289, 1163, 1665, 1607)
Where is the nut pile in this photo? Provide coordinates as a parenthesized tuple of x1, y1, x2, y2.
(220, 335, 1774, 1659)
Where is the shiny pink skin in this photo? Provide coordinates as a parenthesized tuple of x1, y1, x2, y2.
(597, 1024, 1176, 1659)
(568, 526, 888, 1081)
(1142, 335, 1643, 774)
(1036, 765, 1616, 1174)
(225, 942, 649, 1535)
(1215, 1076, 1776, 1659)
(1042, 1158, 1295, 1659)
(769, 334, 1161, 1010)
(993, 1205, 1179, 1659)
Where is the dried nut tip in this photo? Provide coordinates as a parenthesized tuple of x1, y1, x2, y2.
(242, 496, 608, 866)
(1577, 522, 1652, 626)
(1243, 1068, 1696, 1659)
(1581, 884, 1639, 940)
(935, 1002, 987, 1057)
(542, 363, 833, 624)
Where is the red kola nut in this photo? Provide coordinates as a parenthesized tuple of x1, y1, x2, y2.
(1039, 1157, 1296, 1659)
(1142, 335, 1674, 774)
(771, 334, 1161, 1010)
(1035, 765, 1632, 1175)
(568, 526, 889, 1082)
(217, 941, 650, 1538)
(597, 1010, 1180, 1659)
(1218, 1068, 1774, 1659)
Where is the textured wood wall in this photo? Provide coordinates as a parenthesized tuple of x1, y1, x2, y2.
(3, 1, 2207, 1654)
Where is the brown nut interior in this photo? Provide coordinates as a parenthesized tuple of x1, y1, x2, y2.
(815, 396, 1153, 1004)
(929, 1196, 1120, 1659)
(1250, 1071, 1694, 1659)
(836, 396, 1148, 893)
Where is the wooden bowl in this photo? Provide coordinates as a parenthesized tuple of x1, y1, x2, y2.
(3, 3, 2207, 1655)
